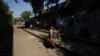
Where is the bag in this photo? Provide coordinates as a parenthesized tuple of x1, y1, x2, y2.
(56, 36, 61, 42)
(55, 33, 61, 42)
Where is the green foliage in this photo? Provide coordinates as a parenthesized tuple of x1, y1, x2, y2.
(21, 11, 32, 21)
(0, 0, 13, 31)
(12, 17, 25, 24)
(12, 18, 18, 24)
(19, 17, 24, 22)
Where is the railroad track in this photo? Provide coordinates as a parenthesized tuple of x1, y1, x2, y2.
(21, 28, 100, 56)
(21, 28, 81, 56)
(32, 28, 100, 46)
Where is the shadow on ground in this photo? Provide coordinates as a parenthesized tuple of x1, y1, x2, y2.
(0, 26, 13, 56)
(17, 26, 26, 29)
(42, 41, 54, 49)
(21, 28, 80, 56)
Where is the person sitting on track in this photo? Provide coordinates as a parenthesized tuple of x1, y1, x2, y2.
(47, 26, 58, 49)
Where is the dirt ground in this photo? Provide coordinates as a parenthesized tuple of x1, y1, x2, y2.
(13, 25, 63, 56)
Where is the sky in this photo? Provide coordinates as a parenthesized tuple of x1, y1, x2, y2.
(4, 0, 65, 18)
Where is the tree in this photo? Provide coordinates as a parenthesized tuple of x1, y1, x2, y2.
(12, 18, 18, 24)
(18, 17, 24, 22)
(21, 11, 32, 21)
(0, 0, 13, 32)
